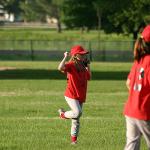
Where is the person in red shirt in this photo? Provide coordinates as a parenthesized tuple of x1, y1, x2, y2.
(124, 25, 150, 150)
(58, 45, 91, 144)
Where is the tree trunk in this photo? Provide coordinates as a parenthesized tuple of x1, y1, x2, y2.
(97, 7, 101, 50)
(86, 27, 90, 33)
(97, 8, 101, 33)
(133, 31, 138, 41)
(132, 31, 138, 49)
(80, 27, 85, 34)
(57, 18, 62, 33)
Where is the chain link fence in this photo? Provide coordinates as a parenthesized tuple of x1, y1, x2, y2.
(0, 40, 134, 61)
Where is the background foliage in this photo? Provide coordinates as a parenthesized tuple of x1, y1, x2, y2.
(1, 0, 150, 38)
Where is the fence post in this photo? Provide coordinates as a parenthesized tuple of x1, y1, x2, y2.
(30, 40, 34, 61)
(12, 40, 15, 51)
(102, 49, 106, 61)
(89, 41, 92, 61)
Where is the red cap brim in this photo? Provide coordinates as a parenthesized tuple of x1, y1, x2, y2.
(77, 51, 89, 55)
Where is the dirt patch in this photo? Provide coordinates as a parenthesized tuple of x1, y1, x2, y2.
(0, 67, 16, 71)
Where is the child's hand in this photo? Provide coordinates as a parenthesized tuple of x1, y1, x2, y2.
(64, 52, 69, 58)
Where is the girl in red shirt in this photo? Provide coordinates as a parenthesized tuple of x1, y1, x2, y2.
(58, 45, 91, 144)
(124, 25, 150, 150)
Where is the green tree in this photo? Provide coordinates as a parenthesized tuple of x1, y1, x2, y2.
(0, 0, 23, 19)
(62, 0, 97, 31)
(93, 0, 131, 33)
(110, 0, 150, 40)
(93, 0, 112, 31)
(20, 0, 45, 22)
(20, 0, 63, 33)
(36, 0, 64, 33)
(92, 0, 150, 41)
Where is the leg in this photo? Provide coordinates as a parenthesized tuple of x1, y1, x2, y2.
(71, 118, 80, 143)
(136, 120, 150, 149)
(71, 103, 83, 138)
(71, 118, 80, 136)
(70, 105, 82, 144)
(124, 116, 142, 150)
(64, 96, 82, 119)
(64, 96, 83, 144)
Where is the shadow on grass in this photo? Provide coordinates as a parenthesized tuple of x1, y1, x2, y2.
(0, 69, 128, 80)
(0, 146, 18, 150)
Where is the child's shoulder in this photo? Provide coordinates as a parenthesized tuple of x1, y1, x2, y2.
(65, 61, 75, 70)
(66, 61, 74, 65)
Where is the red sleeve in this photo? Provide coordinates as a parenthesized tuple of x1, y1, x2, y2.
(148, 69, 150, 84)
(63, 62, 73, 73)
(86, 70, 91, 80)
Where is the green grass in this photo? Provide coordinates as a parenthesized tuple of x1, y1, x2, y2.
(0, 28, 132, 41)
(0, 61, 148, 150)
(0, 28, 134, 51)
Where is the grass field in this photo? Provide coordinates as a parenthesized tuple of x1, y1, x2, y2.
(0, 28, 132, 41)
(0, 61, 148, 150)
(0, 28, 134, 52)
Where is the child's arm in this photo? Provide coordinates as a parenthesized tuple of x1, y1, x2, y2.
(58, 52, 69, 72)
(126, 78, 130, 90)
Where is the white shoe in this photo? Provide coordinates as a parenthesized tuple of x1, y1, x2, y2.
(58, 108, 66, 119)
(71, 141, 77, 145)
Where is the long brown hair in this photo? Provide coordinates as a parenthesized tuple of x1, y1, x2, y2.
(69, 55, 86, 72)
(134, 37, 150, 61)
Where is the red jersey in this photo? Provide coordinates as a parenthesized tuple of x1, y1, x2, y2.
(63, 61, 91, 103)
(124, 55, 150, 120)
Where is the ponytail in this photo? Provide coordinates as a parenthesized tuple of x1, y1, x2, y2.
(134, 37, 150, 61)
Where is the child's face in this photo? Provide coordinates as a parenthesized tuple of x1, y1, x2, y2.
(76, 54, 86, 61)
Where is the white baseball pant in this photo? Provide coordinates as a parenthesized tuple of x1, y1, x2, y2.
(124, 116, 150, 150)
(64, 96, 83, 137)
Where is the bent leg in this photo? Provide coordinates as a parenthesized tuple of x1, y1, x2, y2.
(64, 96, 82, 119)
(64, 96, 83, 143)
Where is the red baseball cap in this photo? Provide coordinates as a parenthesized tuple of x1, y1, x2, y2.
(70, 45, 89, 56)
(141, 25, 150, 42)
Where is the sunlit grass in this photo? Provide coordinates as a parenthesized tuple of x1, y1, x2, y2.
(0, 28, 132, 41)
(0, 61, 148, 150)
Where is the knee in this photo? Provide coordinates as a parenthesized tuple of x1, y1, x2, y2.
(73, 110, 82, 118)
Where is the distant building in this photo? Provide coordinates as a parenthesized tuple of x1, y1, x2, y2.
(46, 15, 58, 24)
(0, 5, 14, 22)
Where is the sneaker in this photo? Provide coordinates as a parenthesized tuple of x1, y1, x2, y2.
(71, 141, 77, 145)
(58, 108, 66, 119)
(71, 136, 77, 145)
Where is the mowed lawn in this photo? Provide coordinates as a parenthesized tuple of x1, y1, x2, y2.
(0, 61, 148, 150)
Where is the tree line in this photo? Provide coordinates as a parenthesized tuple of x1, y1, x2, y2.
(0, 0, 150, 40)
